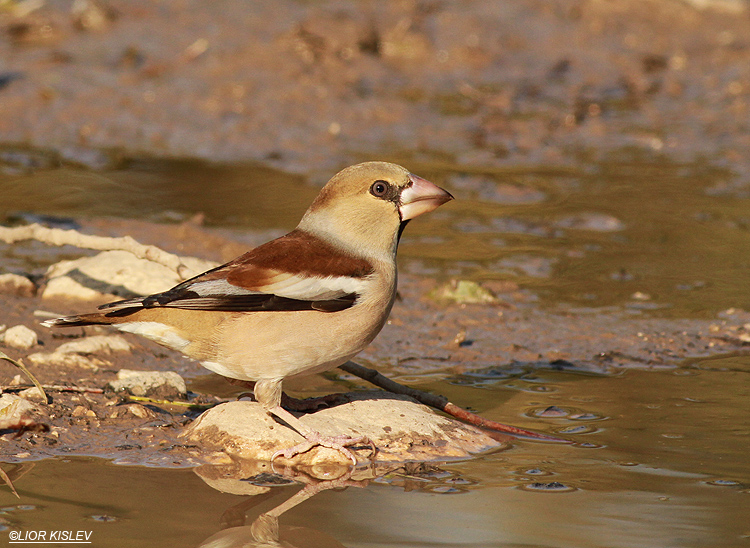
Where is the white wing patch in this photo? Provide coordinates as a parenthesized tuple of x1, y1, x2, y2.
(189, 279, 258, 296)
(259, 273, 368, 300)
(189, 273, 368, 302)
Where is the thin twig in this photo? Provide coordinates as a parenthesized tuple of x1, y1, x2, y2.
(0, 351, 49, 404)
(0, 467, 19, 498)
(0, 384, 104, 394)
(0, 223, 197, 280)
(127, 395, 216, 409)
(339, 361, 568, 443)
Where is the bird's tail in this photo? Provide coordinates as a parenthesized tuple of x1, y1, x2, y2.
(42, 312, 117, 328)
(42, 295, 147, 329)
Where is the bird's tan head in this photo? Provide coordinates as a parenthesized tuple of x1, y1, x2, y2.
(298, 161, 453, 261)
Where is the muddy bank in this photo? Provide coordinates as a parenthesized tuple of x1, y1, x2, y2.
(1, 217, 749, 465)
(0, 0, 749, 175)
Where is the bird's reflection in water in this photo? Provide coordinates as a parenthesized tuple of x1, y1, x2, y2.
(196, 459, 473, 548)
(196, 459, 378, 548)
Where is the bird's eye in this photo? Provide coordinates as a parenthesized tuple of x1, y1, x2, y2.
(370, 180, 390, 197)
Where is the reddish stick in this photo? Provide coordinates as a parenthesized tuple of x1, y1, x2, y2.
(339, 361, 568, 443)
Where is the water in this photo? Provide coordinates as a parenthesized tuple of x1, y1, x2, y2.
(0, 157, 316, 229)
(406, 157, 750, 317)
(3, 358, 746, 547)
(3, 152, 748, 316)
(1, 151, 749, 546)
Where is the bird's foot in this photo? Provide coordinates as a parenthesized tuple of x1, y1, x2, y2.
(272, 432, 376, 466)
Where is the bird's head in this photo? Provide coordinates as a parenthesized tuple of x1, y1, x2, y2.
(298, 162, 453, 261)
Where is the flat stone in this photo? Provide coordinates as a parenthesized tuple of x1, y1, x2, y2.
(25, 335, 131, 371)
(0, 273, 36, 297)
(184, 391, 506, 466)
(55, 335, 132, 355)
(1, 325, 38, 350)
(108, 369, 187, 397)
(26, 351, 105, 370)
(42, 250, 216, 301)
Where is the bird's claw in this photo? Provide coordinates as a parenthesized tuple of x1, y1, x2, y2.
(271, 433, 376, 466)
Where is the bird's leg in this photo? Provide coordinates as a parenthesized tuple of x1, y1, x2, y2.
(253, 379, 375, 465)
(223, 377, 348, 412)
(249, 468, 365, 543)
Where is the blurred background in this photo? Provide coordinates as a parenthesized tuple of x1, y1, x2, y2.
(1, 0, 749, 171)
(1, 2, 750, 547)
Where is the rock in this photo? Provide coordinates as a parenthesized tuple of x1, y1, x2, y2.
(71, 405, 97, 418)
(429, 280, 498, 305)
(0, 394, 37, 422)
(25, 335, 131, 371)
(26, 352, 105, 370)
(1, 325, 38, 349)
(42, 274, 104, 301)
(18, 386, 47, 402)
(0, 273, 36, 297)
(42, 250, 216, 301)
(55, 335, 132, 355)
(108, 403, 159, 420)
(184, 391, 505, 466)
(108, 369, 187, 398)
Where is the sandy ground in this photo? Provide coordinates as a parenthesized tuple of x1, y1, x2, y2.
(0, 0, 749, 175)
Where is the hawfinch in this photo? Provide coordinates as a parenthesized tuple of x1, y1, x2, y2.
(44, 161, 453, 463)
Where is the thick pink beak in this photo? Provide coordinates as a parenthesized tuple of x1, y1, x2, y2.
(399, 174, 453, 220)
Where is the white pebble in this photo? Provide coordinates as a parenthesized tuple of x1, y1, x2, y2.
(109, 369, 186, 397)
(2, 325, 38, 350)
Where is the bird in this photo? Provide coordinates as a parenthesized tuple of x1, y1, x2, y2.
(43, 161, 453, 464)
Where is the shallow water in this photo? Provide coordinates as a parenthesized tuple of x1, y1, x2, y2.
(3, 152, 749, 316)
(2, 355, 747, 547)
(1, 152, 749, 546)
